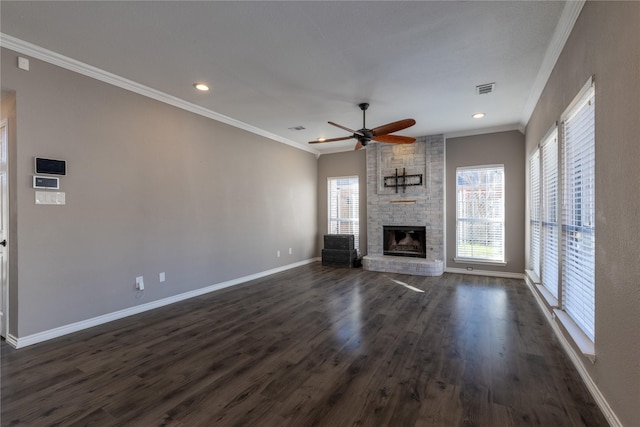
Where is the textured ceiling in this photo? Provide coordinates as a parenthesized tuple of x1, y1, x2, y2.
(1, 1, 570, 154)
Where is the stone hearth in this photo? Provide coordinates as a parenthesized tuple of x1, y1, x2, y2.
(363, 135, 444, 276)
(363, 255, 443, 276)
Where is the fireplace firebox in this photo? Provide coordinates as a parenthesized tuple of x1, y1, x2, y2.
(383, 226, 427, 258)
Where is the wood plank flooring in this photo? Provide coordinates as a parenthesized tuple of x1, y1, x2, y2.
(1, 264, 608, 426)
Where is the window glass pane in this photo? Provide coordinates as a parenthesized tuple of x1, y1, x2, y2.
(541, 130, 559, 298)
(529, 149, 541, 277)
(561, 84, 595, 341)
(328, 176, 359, 253)
(456, 166, 504, 262)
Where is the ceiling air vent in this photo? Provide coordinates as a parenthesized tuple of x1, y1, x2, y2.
(476, 83, 495, 95)
(288, 125, 306, 131)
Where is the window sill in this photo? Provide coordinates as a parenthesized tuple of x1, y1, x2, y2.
(453, 258, 507, 267)
(553, 309, 595, 362)
(525, 269, 540, 285)
(537, 285, 558, 308)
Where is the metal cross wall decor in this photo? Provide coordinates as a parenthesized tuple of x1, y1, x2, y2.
(383, 168, 423, 193)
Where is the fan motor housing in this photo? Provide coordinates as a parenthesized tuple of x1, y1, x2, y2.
(357, 129, 373, 145)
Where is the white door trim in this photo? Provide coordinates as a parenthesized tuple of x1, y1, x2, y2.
(0, 119, 9, 338)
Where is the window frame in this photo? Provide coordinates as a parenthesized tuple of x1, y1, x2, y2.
(540, 127, 560, 300)
(529, 148, 541, 280)
(560, 78, 596, 344)
(455, 164, 506, 265)
(327, 175, 360, 253)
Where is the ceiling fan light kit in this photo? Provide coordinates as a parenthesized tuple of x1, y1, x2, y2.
(309, 103, 416, 151)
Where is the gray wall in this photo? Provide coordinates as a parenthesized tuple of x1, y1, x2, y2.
(316, 150, 367, 256)
(446, 130, 525, 274)
(524, 2, 640, 425)
(1, 47, 318, 338)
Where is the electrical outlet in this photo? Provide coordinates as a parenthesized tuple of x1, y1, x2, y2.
(289, 248, 292, 255)
(159, 272, 166, 282)
(277, 250, 280, 258)
(135, 276, 144, 290)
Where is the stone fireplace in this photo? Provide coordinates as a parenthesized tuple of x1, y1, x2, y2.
(362, 135, 444, 276)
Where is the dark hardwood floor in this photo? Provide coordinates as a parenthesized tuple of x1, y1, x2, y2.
(1, 264, 608, 426)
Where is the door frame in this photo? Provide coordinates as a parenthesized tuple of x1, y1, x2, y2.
(0, 119, 9, 338)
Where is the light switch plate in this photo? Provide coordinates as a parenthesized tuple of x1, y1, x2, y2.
(35, 191, 66, 205)
(18, 57, 30, 71)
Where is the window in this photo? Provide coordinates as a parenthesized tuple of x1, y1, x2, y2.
(328, 176, 360, 253)
(529, 149, 541, 278)
(541, 129, 559, 299)
(561, 81, 595, 341)
(456, 165, 505, 263)
(527, 79, 596, 352)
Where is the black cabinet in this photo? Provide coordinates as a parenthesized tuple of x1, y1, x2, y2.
(323, 234, 355, 251)
(322, 235, 358, 267)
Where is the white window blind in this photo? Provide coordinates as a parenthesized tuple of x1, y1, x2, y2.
(561, 82, 595, 341)
(456, 165, 505, 262)
(541, 129, 559, 299)
(529, 149, 541, 278)
(328, 176, 360, 252)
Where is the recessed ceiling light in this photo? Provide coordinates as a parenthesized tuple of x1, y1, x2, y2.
(472, 112, 486, 119)
(193, 83, 210, 91)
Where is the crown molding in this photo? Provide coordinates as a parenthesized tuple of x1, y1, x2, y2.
(520, 0, 586, 128)
(444, 123, 524, 140)
(0, 33, 320, 156)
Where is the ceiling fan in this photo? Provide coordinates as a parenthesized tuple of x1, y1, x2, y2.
(309, 103, 416, 151)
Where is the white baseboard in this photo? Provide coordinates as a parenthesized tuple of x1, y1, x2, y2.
(523, 276, 622, 427)
(5, 333, 18, 347)
(12, 258, 317, 349)
(444, 267, 524, 280)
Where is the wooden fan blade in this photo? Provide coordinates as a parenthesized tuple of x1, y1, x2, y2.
(308, 136, 355, 144)
(371, 119, 416, 137)
(328, 121, 364, 136)
(354, 141, 364, 151)
(372, 134, 416, 144)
